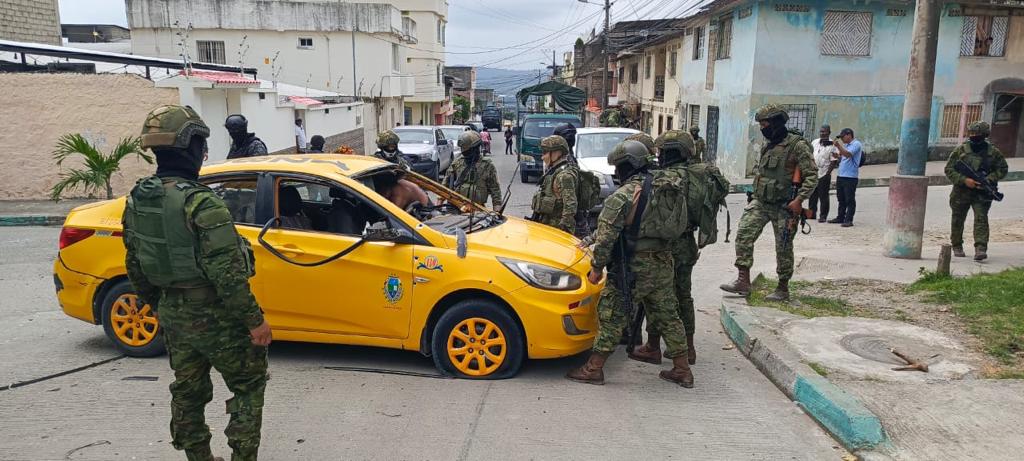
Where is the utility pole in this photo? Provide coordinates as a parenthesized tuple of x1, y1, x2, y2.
(602, 0, 610, 110)
(883, 0, 940, 259)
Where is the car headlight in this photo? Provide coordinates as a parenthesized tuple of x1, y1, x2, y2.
(498, 257, 582, 291)
(519, 154, 535, 162)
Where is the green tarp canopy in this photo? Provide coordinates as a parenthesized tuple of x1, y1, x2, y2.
(516, 81, 586, 112)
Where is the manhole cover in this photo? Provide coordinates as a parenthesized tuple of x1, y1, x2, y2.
(839, 334, 906, 365)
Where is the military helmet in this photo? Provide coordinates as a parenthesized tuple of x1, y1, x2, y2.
(624, 132, 656, 155)
(689, 125, 700, 134)
(655, 130, 695, 156)
(967, 121, 991, 137)
(458, 130, 482, 151)
(755, 104, 789, 123)
(608, 140, 651, 169)
(140, 105, 210, 150)
(552, 123, 577, 146)
(224, 114, 248, 133)
(540, 135, 569, 155)
(376, 130, 400, 149)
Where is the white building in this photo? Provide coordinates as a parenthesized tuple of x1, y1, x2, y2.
(126, 0, 416, 130)
(385, 0, 447, 126)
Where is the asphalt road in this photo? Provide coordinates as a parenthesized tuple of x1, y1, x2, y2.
(22, 133, 1019, 460)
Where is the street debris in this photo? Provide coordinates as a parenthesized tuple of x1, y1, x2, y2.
(890, 348, 929, 372)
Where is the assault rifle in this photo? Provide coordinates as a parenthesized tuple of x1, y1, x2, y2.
(781, 168, 813, 250)
(614, 236, 644, 354)
(955, 159, 1004, 202)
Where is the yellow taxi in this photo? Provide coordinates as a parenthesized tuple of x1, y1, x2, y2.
(53, 155, 601, 379)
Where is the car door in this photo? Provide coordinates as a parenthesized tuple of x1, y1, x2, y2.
(253, 174, 415, 339)
(435, 128, 452, 171)
(200, 173, 266, 303)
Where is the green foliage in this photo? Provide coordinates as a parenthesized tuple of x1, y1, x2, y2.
(806, 361, 829, 377)
(915, 266, 952, 284)
(910, 268, 1024, 364)
(748, 275, 853, 318)
(50, 134, 151, 201)
(452, 95, 470, 123)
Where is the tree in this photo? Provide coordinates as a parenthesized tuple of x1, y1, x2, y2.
(50, 134, 152, 201)
(453, 95, 470, 123)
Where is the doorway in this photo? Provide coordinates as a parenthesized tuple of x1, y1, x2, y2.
(991, 93, 1021, 158)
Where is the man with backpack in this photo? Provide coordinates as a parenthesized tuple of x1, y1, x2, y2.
(628, 130, 730, 367)
(721, 104, 817, 302)
(531, 136, 579, 235)
(566, 140, 693, 388)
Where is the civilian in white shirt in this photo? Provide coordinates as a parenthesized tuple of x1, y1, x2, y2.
(294, 118, 308, 153)
(808, 124, 838, 222)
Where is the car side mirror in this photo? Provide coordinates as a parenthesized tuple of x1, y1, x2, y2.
(363, 224, 415, 244)
(437, 139, 446, 146)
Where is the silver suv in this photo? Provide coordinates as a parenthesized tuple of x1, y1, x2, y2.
(393, 126, 455, 181)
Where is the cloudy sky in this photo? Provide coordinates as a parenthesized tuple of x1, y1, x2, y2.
(58, 0, 695, 70)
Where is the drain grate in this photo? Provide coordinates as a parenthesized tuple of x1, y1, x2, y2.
(839, 334, 907, 365)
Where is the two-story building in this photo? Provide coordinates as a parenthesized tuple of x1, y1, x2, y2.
(638, 0, 1023, 180)
(126, 0, 415, 130)
(613, 19, 688, 138)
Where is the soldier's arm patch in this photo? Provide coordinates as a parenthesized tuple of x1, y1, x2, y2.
(193, 206, 238, 255)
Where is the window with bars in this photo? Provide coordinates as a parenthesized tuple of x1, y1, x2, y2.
(196, 40, 226, 64)
(298, 37, 313, 49)
(781, 104, 817, 137)
(940, 104, 984, 139)
(669, 51, 677, 76)
(960, 16, 1008, 57)
(645, 55, 652, 79)
(629, 63, 639, 83)
(618, 67, 625, 82)
(692, 26, 705, 60)
(716, 14, 733, 60)
(689, 105, 700, 128)
(821, 11, 873, 56)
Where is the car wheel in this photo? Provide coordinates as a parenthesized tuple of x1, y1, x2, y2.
(431, 299, 524, 379)
(101, 279, 165, 357)
(520, 170, 530, 183)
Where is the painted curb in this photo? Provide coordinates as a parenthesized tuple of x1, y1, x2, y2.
(720, 300, 888, 451)
(729, 170, 1024, 194)
(0, 215, 65, 227)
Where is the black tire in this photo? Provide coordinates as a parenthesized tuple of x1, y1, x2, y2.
(101, 279, 165, 357)
(430, 299, 524, 379)
(520, 170, 530, 183)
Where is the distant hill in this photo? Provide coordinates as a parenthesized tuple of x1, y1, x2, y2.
(476, 67, 549, 100)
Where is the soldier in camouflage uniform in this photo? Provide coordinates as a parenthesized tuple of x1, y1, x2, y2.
(531, 135, 579, 234)
(124, 105, 272, 461)
(944, 121, 1008, 261)
(720, 104, 817, 301)
(628, 130, 701, 366)
(625, 132, 658, 164)
(689, 126, 707, 163)
(443, 130, 503, 208)
(373, 130, 411, 170)
(225, 114, 268, 160)
(567, 140, 693, 388)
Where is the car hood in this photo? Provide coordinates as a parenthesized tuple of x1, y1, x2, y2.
(399, 144, 434, 155)
(460, 216, 587, 270)
(577, 157, 614, 176)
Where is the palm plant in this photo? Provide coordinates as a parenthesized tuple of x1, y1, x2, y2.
(50, 134, 152, 201)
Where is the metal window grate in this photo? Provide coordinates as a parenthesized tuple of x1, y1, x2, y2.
(717, 14, 733, 60)
(692, 26, 704, 60)
(961, 16, 1008, 57)
(196, 40, 226, 64)
(669, 51, 677, 76)
(775, 4, 810, 13)
(941, 104, 984, 139)
(886, 9, 907, 17)
(689, 105, 700, 130)
(781, 104, 817, 136)
(821, 11, 873, 56)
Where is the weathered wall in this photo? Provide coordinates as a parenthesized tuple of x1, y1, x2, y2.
(303, 102, 365, 152)
(0, 74, 179, 200)
(126, 0, 400, 34)
(401, 7, 447, 105)
(0, 0, 61, 45)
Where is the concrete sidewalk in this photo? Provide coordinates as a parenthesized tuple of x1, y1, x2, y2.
(0, 199, 91, 226)
(730, 157, 1024, 193)
(722, 241, 1024, 460)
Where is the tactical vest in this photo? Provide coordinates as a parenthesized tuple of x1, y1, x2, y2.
(531, 161, 576, 217)
(124, 176, 209, 288)
(752, 134, 800, 203)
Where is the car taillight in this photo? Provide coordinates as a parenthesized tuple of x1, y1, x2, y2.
(59, 227, 95, 250)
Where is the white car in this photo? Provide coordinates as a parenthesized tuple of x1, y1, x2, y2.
(574, 127, 641, 207)
(438, 125, 468, 157)
(393, 126, 454, 180)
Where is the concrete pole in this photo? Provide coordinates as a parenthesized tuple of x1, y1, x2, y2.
(601, 0, 610, 110)
(883, 0, 941, 259)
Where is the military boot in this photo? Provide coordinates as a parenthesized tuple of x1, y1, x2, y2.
(974, 248, 987, 261)
(686, 334, 697, 365)
(184, 446, 217, 461)
(952, 246, 966, 257)
(719, 267, 752, 296)
(659, 355, 695, 388)
(765, 279, 790, 302)
(627, 334, 662, 364)
(566, 352, 610, 385)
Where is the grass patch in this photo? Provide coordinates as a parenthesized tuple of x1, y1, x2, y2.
(748, 275, 852, 318)
(909, 268, 1024, 365)
(806, 361, 829, 377)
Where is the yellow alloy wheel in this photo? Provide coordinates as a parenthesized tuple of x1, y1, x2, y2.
(446, 317, 507, 377)
(109, 294, 159, 347)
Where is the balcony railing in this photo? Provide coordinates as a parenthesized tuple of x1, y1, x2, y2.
(402, 17, 418, 44)
(653, 76, 665, 102)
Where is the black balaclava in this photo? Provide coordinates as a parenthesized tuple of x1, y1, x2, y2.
(463, 145, 481, 163)
(969, 136, 988, 152)
(614, 162, 644, 183)
(382, 144, 399, 156)
(659, 147, 685, 168)
(154, 136, 205, 181)
(760, 115, 789, 147)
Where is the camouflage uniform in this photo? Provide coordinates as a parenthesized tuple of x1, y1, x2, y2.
(588, 174, 689, 358)
(625, 132, 658, 164)
(690, 126, 707, 163)
(444, 157, 502, 207)
(124, 105, 268, 461)
(373, 130, 411, 170)
(531, 136, 579, 234)
(734, 106, 817, 281)
(944, 121, 1008, 255)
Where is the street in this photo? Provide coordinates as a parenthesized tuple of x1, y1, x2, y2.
(3, 133, 1023, 460)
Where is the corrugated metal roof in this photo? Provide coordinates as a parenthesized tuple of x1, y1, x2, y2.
(181, 70, 259, 86)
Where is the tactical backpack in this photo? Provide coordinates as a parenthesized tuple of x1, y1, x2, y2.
(577, 169, 601, 213)
(684, 163, 732, 248)
(634, 173, 689, 241)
